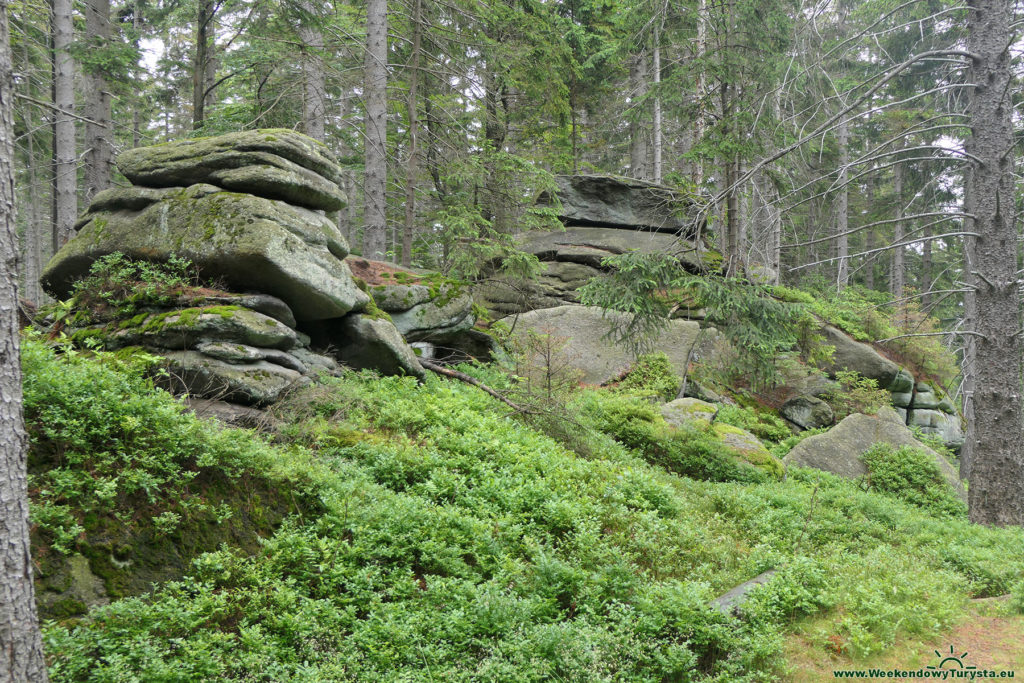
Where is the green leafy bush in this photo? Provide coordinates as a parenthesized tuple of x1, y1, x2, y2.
(859, 443, 966, 517)
(55, 252, 197, 325)
(615, 352, 679, 401)
(714, 403, 791, 443)
(824, 370, 892, 420)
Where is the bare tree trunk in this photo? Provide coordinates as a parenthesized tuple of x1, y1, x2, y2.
(864, 178, 875, 290)
(835, 119, 849, 290)
(483, 64, 509, 234)
(83, 0, 113, 201)
(362, 0, 387, 260)
(960, 165, 976, 481)
(964, 0, 1023, 526)
(52, 0, 76, 251)
(757, 171, 780, 284)
(891, 150, 905, 299)
(192, 0, 215, 130)
(131, 1, 142, 148)
(652, 16, 663, 185)
(0, 10, 50, 678)
(692, 0, 706, 188)
(628, 50, 648, 181)
(296, 0, 325, 142)
(401, 0, 422, 267)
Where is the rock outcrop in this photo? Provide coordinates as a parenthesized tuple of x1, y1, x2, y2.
(480, 175, 709, 317)
(508, 305, 700, 385)
(783, 408, 966, 501)
(42, 130, 435, 406)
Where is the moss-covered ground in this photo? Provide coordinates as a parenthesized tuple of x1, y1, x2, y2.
(25, 338, 1024, 682)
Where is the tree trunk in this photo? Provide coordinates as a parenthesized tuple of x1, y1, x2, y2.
(51, 0, 76, 251)
(652, 18, 663, 185)
(362, 0, 387, 260)
(483, 63, 509, 234)
(835, 118, 849, 290)
(192, 0, 216, 130)
(960, 165, 976, 481)
(83, 0, 113, 201)
(132, 1, 142, 148)
(692, 0, 707, 188)
(628, 51, 648, 181)
(964, 0, 1024, 526)
(296, 0, 325, 142)
(401, 0, 422, 267)
(864, 179, 876, 290)
(0, 9, 50, 678)
(891, 150, 904, 299)
(920, 221, 932, 310)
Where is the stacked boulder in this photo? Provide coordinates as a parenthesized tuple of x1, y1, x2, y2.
(41, 129, 462, 405)
(478, 175, 708, 316)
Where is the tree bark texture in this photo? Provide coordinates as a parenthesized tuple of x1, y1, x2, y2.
(51, 0, 76, 251)
(192, 0, 216, 130)
(835, 119, 849, 290)
(628, 51, 648, 181)
(0, 6, 50, 677)
(652, 19, 663, 185)
(83, 0, 113, 201)
(401, 0, 422, 267)
(296, 0, 325, 142)
(362, 0, 387, 260)
(891, 149, 904, 299)
(964, 0, 1024, 526)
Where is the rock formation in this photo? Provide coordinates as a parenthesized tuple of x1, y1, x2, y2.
(41, 130, 481, 406)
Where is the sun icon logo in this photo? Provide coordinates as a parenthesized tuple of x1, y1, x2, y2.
(927, 645, 977, 670)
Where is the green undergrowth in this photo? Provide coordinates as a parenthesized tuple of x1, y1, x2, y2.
(22, 337, 322, 617)
(33, 350, 1024, 681)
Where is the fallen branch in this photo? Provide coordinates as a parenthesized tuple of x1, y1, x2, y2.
(418, 358, 533, 414)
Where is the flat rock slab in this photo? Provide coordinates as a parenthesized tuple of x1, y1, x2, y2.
(783, 408, 966, 500)
(506, 305, 700, 385)
(111, 306, 298, 351)
(162, 350, 307, 406)
(538, 175, 695, 234)
(780, 395, 834, 430)
(43, 184, 367, 321)
(516, 226, 704, 271)
(712, 569, 778, 615)
(116, 129, 345, 211)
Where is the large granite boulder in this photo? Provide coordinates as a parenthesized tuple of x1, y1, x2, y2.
(780, 395, 834, 431)
(783, 408, 965, 500)
(537, 175, 694, 234)
(507, 305, 700, 385)
(330, 314, 425, 379)
(116, 129, 346, 211)
(104, 306, 298, 351)
(43, 183, 367, 321)
(908, 409, 965, 452)
(819, 325, 903, 390)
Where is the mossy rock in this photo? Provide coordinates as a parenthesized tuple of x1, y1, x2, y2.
(660, 398, 718, 428)
(43, 184, 367, 321)
(116, 129, 345, 210)
(712, 423, 784, 479)
(329, 313, 425, 379)
(161, 350, 308, 405)
(110, 306, 298, 351)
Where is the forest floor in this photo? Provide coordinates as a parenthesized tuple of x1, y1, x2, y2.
(784, 598, 1024, 679)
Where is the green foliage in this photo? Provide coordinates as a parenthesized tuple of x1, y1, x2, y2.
(714, 404, 791, 443)
(22, 337, 278, 553)
(769, 427, 829, 459)
(804, 285, 959, 387)
(581, 392, 770, 483)
(50, 252, 197, 326)
(32, 346, 1024, 679)
(859, 444, 966, 517)
(824, 371, 892, 421)
(615, 352, 679, 401)
(580, 254, 814, 388)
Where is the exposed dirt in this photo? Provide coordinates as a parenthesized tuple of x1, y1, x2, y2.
(345, 256, 421, 286)
(785, 602, 1024, 681)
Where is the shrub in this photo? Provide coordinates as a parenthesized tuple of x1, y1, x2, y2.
(615, 352, 679, 401)
(55, 252, 198, 325)
(715, 403, 791, 443)
(824, 370, 891, 420)
(859, 443, 966, 517)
